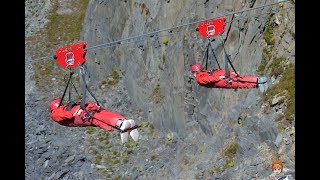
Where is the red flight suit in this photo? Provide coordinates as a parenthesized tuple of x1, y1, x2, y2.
(195, 69, 258, 89)
(50, 102, 125, 131)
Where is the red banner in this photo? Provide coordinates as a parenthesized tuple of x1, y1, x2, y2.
(197, 17, 227, 38)
(54, 42, 87, 69)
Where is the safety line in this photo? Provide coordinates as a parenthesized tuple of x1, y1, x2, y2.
(26, 0, 290, 64)
(86, 0, 289, 50)
(96, 5, 294, 57)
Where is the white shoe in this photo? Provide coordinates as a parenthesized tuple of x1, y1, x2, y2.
(120, 119, 140, 143)
(127, 119, 140, 141)
(120, 132, 128, 143)
(120, 120, 131, 143)
(258, 76, 267, 84)
(258, 82, 268, 93)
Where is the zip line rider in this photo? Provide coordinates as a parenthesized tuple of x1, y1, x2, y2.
(191, 63, 267, 90)
(49, 99, 139, 143)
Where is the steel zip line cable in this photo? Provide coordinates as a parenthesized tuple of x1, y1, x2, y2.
(26, 0, 290, 65)
(26, 4, 292, 66)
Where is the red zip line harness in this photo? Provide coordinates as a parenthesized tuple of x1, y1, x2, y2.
(53, 42, 139, 132)
(197, 17, 226, 72)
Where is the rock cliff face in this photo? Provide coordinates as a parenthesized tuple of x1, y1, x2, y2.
(25, 0, 295, 179)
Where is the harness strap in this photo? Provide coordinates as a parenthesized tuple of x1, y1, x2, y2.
(219, 36, 239, 77)
(79, 65, 100, 110)
(66, 76, 74, 110)
(81, 110, 97, 124)
(224, 47, 230, 78)
(208, 40, 221, 70)
(233, 79, 257, 84)
(201, 40, 210, 70)
(201, 39, 221, 73)
(59, 71, 74, 107)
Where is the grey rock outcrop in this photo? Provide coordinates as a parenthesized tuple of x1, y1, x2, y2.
(25, 0, 295, 179)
